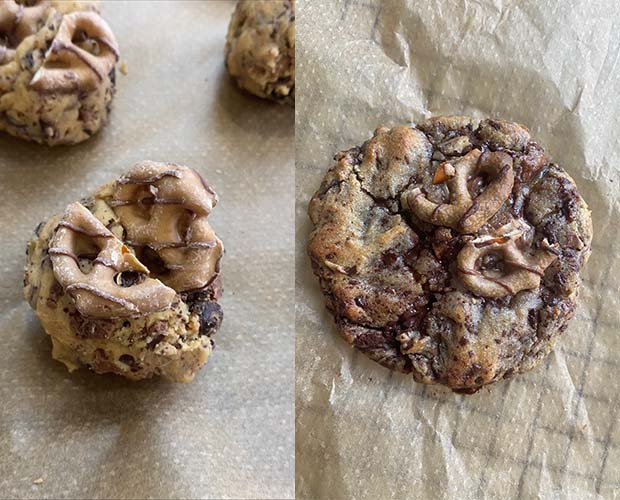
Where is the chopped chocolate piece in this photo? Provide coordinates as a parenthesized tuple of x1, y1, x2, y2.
(194, 301, 224, 337)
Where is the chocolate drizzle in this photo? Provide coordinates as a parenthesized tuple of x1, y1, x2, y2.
(50, 41, 105, 81)
(503, 260, 546, 276)
(108, 197, 186, 207)
(485, 277, 515, 294)
(194, 169, 217, 197)
(126, 240, 217, 251)
(117, 169, 182, 185)
(65, 282, 140, 313)
(47, 248, 80, 264)
(458, 200, 480, 228)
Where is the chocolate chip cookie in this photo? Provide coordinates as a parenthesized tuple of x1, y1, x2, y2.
(0, 0, 118, 145)
(308, 116, 592, 392)
(24, 161, 224, 382)
(225, 0, 294, 104)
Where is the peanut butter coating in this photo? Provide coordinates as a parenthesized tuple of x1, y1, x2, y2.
(30, 10, 119, 92)
(49, 202, 177, 318)
(110, 161, 224, 292)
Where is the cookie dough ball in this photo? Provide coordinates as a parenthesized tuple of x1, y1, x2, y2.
(24, 161, 224, 382)
(225, 0, 294, 104)
(308, 116, 592, 392)
(0, 1, 119, 145)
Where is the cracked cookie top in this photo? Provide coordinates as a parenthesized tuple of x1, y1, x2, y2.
(308, 115, 592, 392)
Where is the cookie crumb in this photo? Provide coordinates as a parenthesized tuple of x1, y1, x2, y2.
(33, 478, 43, 485)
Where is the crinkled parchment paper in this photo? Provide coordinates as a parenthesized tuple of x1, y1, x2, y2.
(296, 1, 620, 498)
(0, 2, 294, 499)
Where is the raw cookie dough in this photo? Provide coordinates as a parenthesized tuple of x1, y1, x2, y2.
(308, 115, 592, 392)
(24, 161, 224, 382)
(225, 0, 294, 104)
(0, 0, 119, 145)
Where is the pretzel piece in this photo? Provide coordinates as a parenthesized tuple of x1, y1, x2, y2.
(110, 162, 223, 292)
(457, 221, 558, 298)
(29, 10, 118, 91)
(49, 202, 177, 318)
(0, 0, 51, 63)
(406, 149, 514, 233)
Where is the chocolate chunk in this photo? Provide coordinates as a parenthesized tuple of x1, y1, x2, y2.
(114, 271, 146, 287)
(147, 334, 166, 350)
(193, 301, 224, 337)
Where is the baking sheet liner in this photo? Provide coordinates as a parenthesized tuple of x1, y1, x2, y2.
(0, 2, 294, 499)
(295, 1, 620, 498)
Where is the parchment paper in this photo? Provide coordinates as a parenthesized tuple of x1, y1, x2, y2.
(295, 1, 620, 498)
(0, 2, 294, 499)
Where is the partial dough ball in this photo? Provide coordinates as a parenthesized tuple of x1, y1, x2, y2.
(0, 0, 119, 145)
(225, 0, 295, 104)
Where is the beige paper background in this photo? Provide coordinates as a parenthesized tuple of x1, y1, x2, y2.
(295, 0, 620, 498)
(0, 2, 294, 499)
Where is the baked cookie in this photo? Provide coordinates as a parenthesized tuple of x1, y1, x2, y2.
(24, 161, 224, 382)
(225, 0, 294, 104)
(0, 0, 119, 145)
(308, 116, 592, 392)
